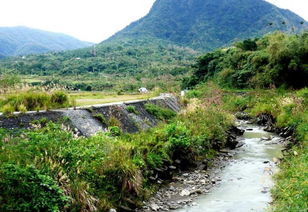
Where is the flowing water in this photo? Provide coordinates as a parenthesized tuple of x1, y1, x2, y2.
(175, 121, 284, 212)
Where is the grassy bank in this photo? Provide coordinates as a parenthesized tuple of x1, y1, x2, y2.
(187, 83, 308, 211)
(0, 92, 234, 211)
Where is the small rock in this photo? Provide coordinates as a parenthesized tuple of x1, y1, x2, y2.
(150, 203, 160, 211)
(175, 159, 181, 164)
(180, 189, 190, 196)
(190, 189, 202, 195)
(263, 161, 270, 164)
(183, 173, 189, 177)
(246, 128, 253, 131)
(191, 202, 198, 206)
(109, 209, 117, 212)
(200, 179, 207, 184)
(169, 165, 177, 170)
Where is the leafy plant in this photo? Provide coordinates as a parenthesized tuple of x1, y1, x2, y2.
(126, 105, 139, 115)
(0, 164, 69, 211)
(145, 103, 176, 120)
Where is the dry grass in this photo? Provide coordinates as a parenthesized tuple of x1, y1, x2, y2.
(70, 92, 155, 106)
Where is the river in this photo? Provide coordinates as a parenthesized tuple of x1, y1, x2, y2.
(174, 121, 284, 212)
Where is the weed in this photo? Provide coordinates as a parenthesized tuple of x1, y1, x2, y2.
(93, 113, 108, 126)
(126, 105, 139, 115)
(145, 103, 176, 120)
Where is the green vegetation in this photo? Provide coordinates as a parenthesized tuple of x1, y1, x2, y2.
(111, 0, 306, 51)
(271, 144, 308, 211)
(181, 30, 307, 211)
(0, 164, 69, 211)
(93, 113, 108, 126)
(0, 37, 196, 79)
(126, 105, 139, 115)
(0, 91, 233, 210)
(186, 82, 307, 212)
(0, 73, 21, 93)
(145, 103, 176, 120)
(183, 32, 308, 89)
(0, 91, 69, 113)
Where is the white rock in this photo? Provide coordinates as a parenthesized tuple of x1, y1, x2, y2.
(150, 203, 160, 211)
(180, 189, 191, 196)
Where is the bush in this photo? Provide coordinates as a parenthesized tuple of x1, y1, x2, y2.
(165, 122, 191, 150)
(51, 91, 69, 107)
(18, 104, 27, 113)
(107, 126, 122, 136)
(2, 104, 14, 116)
(93, 113, 108, 125)
(0, 91, 70, 113)
(0, 164, 69, 211)
(126, 105, 139, 115)
(145, 103, 176, 120)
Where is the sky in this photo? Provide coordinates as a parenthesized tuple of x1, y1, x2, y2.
(0, 0, 307, 43)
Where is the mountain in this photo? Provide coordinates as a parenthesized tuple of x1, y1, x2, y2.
(1, 0, 307, 79)
(0, 26, 93, 56)
(108, 0, 307, 51)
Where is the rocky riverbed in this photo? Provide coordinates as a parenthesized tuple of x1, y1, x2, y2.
(136, 120, 286, 212)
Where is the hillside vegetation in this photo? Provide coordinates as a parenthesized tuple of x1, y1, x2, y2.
(0, 26, 92, 56)
(183, 31, 307, 212)
(183, 32, 308, 89)
(0, 37, 196, 77)
(110, 0, 307, 51)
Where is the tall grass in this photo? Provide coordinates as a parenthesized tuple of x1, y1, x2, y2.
(0, 90, 69, 114)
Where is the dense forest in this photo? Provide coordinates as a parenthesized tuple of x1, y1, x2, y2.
(183, 32, 308, 89)
(110, 0, 307, 51)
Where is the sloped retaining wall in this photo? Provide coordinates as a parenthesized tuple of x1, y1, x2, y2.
(0, 94, 181, 136)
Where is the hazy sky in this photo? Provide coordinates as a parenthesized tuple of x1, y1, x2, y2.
(0, 0, 307, 43)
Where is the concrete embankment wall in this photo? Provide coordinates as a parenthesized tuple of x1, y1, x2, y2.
(0, 95, 181, 136)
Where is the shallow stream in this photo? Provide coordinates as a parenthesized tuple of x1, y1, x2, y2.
(174, 121, 284, 212)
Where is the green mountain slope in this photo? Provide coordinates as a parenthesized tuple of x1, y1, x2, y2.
(108, 0, 307, 51)
(1, 0, 307, 79)
(0, 36, 197, 77)
(0, 26, 93, 56)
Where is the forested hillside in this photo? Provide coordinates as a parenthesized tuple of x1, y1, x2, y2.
(1, 0, 306, 79)
(183, 32, 308, 89)
(0, 37, 196, 77)
(0, 26, 92, 56)
(109, 0, 307, 51)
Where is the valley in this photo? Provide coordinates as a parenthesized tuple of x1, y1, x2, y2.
(0, 0, 307, 211)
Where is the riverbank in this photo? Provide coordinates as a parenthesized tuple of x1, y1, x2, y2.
(137, 120, 286, 212)
(187, 84, 308, 212)
(0, 92, 236, 211)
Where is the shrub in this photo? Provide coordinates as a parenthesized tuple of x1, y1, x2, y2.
(145, 103, 176, 120)
(0, 91, 70, 113)
(0, 164, 69, 211)
(93, 113, 108, 125)
(146, 152, 164, 169)
(165, 122, 191, 150)
(108, 116, 121, 127)
(2, 104, 14, 116)
(51, 91, 69, 107)
(126, 105, 139, 115)
(18, 104, 27, 113)
(107, 126, 122, 136)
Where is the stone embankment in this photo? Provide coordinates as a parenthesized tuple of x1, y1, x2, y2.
(0, 94, 180, 136)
